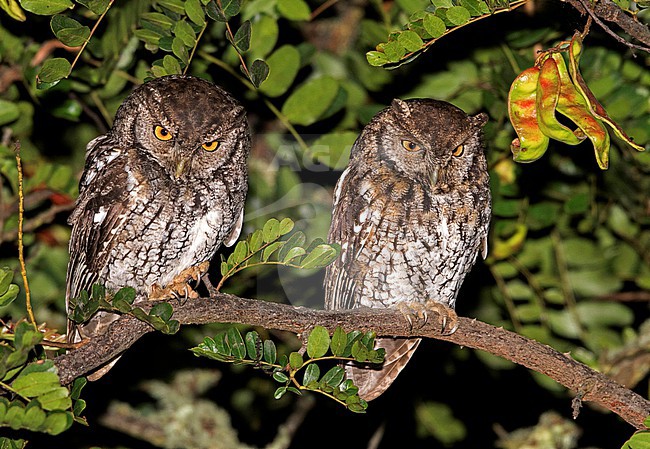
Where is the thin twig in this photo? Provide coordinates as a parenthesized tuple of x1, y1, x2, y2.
(68, 0, 116, 75)
(184, 22, 208, 75)
(310, 0, 339, 20)
(14, 144, 36, 329)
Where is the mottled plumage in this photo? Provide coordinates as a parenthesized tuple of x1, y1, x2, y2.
(324, 99, 491, 400)
(66, 75, 249, 378)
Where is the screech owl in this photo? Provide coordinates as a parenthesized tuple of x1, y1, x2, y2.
(66, 75, 250, 378)
(324, 98, 491, 401)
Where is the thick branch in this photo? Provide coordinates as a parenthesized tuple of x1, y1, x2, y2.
(54, 293, 650, 429)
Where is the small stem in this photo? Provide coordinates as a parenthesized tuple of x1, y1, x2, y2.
(184, 22, 208, 75)
(0, 381, 30, 402)
(14, 145, 36, 329)
(263, 98, 310, 154)
(69, 0, 115, 76)
(310, 0, 338, 20)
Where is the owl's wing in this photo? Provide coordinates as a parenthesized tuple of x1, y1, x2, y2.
(324, 166, 378, 311)
(223, 209, 244, 247)
(66, 139, 134, 310)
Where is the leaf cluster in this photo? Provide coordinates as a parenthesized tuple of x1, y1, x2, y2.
(69, 285, 180, 334)
(218, 217, 340, 290)
(191, 325, 384, 413)
(366, 0, 521, 68)
(0, 322, 86, 436)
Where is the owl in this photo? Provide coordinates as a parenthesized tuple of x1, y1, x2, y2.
(324, 98, 491, 401)
(66, 75, 250, 379)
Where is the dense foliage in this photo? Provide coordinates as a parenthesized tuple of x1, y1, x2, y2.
(0, 0, 649, 447)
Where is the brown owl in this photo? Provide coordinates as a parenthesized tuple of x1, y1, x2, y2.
(66, 75, 250, 379)
(324, 98, 491, 401)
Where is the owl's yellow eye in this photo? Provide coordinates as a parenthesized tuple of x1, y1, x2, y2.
(452, 145, 464, 157)
(154, 125, 172, 141)
(202, 141, 220, 152)
(401, 140, 421, 152)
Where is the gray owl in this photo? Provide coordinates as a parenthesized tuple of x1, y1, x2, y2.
(66, 75, 250, 378)
(324, 99, 491, 401)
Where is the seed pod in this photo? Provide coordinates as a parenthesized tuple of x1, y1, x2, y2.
(508, 66, 549, 162)
(552, 51, 611, 169)
(536, 56, 583, 145)
(568, 32, 645, 154)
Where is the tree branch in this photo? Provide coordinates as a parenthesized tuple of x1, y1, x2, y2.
(561, 0, 650, 53)
(53, 293, 650, 429)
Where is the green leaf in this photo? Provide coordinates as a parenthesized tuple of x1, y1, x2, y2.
(281, 76, 340, 126)
(278, 231, 306, 261)
(622, 430, 650, 449)
(173, 20, 196, 47)
(12, 372, 60, 398)
(162, 55, 183, 75)
(77, 0, 110, 14)
(226, 328, 246, 359)
(397, 30, 424, 52)
(140, 12, 174, 29)
(0, 285, 19, 307)
(23, 402, 46, 431)
(330, 326, 347, 357)
(279, 218, 294, 235)
(37, 58, 71, 85)
(262, 241, 284, 261)
(262, 218, 281, 243)
(0, 268, 15, 296)
(70, 377, 87, 401)
(307, 326, 330, 359)
(381, 40, 406, 62)
(50, 15, 90, 46)
(232, 240, 249, 264)
(273, 371, 288, 383)
(245, 331, 261, 360)
(460, 0, 490, 15)
(300, 244, 338, 269)
(36, 388, 72, 412)
(273, 386, 287, 399)
(282, 247, 306, 263)
(219, 0, 240, 20)
(20, 0, 73, 15)
(0, 100, 20, 126)
(366, 50, 390, 67)
(277, 0, 311, 20)
(263, 339, 277, 364)
(249, 230, 264, 252)
(422, 13, 446, 38)
(172, 36, 190, 65)
(149, 303, 174, 321)
(42, 411, 72, 435)
(249, 59, 270, 88)
(112, 287, 136, 305)
(184, 0, 206, 26)
(320, 366, 344, 387)
(446, 6, 471, 25)
(231, 20, 251, 53)
(289, 352, 303, 370)
(303, 363, 320, 387)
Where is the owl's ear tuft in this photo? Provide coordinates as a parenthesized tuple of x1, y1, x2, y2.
(471, 112, 489, 128)
(391, 98, 411, 118)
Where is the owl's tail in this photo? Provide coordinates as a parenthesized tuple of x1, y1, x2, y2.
(345, 337, 421, 401)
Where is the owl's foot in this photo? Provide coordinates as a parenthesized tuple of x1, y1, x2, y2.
(396, 301, 458, 335)
(148, 261, 210, 300)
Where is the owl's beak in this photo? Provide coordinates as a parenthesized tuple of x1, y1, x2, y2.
(174, 159, 187, 179)
(429, 167, 439, 187)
